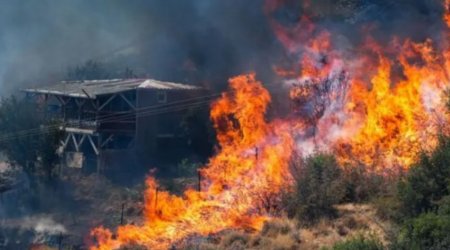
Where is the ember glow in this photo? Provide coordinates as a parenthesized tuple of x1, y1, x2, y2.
(90, 1, 450, 249)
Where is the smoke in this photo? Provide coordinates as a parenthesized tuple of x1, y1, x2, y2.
(21, 216, 67, 235)
(0, 0, 283, 96)
(0, 1, 445, 96)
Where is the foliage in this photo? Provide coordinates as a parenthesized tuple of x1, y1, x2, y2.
(0, 96, 40, 169)
(394, 213, 450, 250)
(324, 235, 383, 250)
(283, 154, 346, 224)
(66, 60, 136, 81)
(397, 136, 450, 217)
(391, 135, 450, 249)
(341, 164, 389, 202)
(372, 195, 403, 223)
(37, 121, 64, 179)
(66, 60, 110, 80)
(0, 96, 62, 180)
(437, 194, 450, 215)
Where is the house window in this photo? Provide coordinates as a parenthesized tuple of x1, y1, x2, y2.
(157, 91, 167, 103)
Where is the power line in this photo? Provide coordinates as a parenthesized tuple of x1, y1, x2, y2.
(0, 93, 219, 142)
(0, 81, 281, 143)
(0, 90, 219, 135)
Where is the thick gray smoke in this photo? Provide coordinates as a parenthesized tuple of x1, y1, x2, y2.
(0, 0, 281, 95)
(0, 0, 446, 96)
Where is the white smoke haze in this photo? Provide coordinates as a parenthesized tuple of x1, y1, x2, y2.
(0, 162, 10, 173)
(18, 216, 66, 243)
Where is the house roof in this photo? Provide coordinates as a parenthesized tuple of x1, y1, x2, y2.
(23, 78, 201, 99)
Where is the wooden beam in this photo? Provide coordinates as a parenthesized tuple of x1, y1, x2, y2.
(88, 135, 99, 155)
(71, 133, 79, 152)
(98, 94, 117, 111)
(60, 133, 71, 152)
(77, 134, 87, 149)
(75, 98, 86, 108)
(63, 127, 96, 135)
(100, 134, 114, 148)
(55, 96, 69, 105)
(119, 93, 136, 110)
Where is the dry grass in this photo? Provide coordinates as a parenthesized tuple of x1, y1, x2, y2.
(299, 204, 391, 249)
(181, 203, 391, 250)
(180, 217, 300, 250)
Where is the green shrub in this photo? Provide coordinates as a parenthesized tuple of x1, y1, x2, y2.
(283, 154, 345, 224)
(397, 136, 450, 218)
(394, 213, 450, 250)
(392, 136, 450, 249)
(372, 195, 403, 223)
(324, 235, 383, 250)
(437, 195, 450, 215)
(342, 164, 392, 203)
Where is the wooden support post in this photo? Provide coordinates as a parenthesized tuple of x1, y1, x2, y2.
(58, 232, 63, 250)
(96, 154, 102, 175)
(198, 170, 202, 192)
(120, 203, 125, 225)
(98, 94, 117, 111)
(119, 93, 136, 110)
(155, 187, 159, 211)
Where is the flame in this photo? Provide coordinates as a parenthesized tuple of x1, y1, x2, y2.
(266, 0, 450, 173)
(89, 2, 450, 249)
(90, 74, 294, 250)
(338, 46, 448, 172)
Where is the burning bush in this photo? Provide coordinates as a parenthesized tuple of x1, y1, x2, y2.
(283, 154, 345, 224)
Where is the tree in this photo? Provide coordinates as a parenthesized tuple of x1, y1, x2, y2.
(393, 135, 450, 249)
(66, 60, 110, 81)
(395, 213, 450, 250)
(66, 60, 137, 81)
(397, 136, 450, 217)
(282, 154, 346, 224)
(0, 96, 62, 180)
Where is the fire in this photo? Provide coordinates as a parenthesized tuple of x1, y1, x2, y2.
(90, 2, 450, 249)
(266, 0, 450, 173)
(90, 74, 294, 250)
(338, 47, 448, 172)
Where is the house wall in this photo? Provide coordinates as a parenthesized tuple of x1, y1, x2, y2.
(135, 88, 207, 164)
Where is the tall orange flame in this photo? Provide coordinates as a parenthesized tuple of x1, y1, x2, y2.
(266, 0, 450, 172)
(90, 74, 294, 250)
